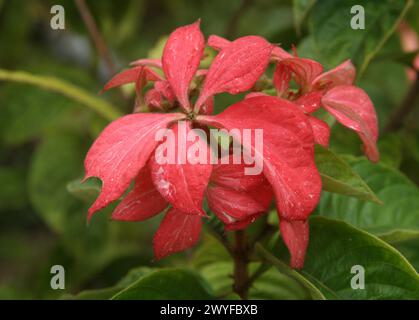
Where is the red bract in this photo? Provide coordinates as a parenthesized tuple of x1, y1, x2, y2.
(194, 36, 273, 110)
(85, 22, 278, 260)
(322, 85, 379, 162)
(198, 96, 322, 268)
(198, 96, 322, 221)
(162, 21, 205, 111)
(272, 58, 379, 162)
(206, 156, 273, 230)
(153, 207, 202, 260)
(150, 121, 211, 216)
(84, 112, 184, 219)
(84, 21, 379, 269)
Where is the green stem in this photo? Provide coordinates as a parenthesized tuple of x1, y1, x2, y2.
(0, 69, 122, 121)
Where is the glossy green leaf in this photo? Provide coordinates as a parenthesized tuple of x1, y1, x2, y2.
(315, 146, 380, 203)
(309, 0, 413, 74)
(394, 240, 419, 273)
(272, 216, 419, 299)
(319, 158, 419, 237)
(112, 268, 215, 300)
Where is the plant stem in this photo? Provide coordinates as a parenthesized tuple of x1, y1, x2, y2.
(75, 0, 117, 75)
(0, 69, 122, 121)
(384, 71, 419, 134)
(233, 230, 249, 299)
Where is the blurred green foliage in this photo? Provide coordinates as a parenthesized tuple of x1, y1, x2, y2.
(0, 0, 418, 299)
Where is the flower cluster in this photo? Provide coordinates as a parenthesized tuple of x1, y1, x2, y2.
(84, 21, 379, 269)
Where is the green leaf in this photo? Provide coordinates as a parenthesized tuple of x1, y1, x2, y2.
(67, 178, 100, 203)
(28, 130, 88, 235)
(377, 133, 403, 168)
(393, 240, 419, 273)
(0, 83, 76, 145)
(0, 166, 27, 210)
(112, 268, 215, 300)
(62, 267, 154, 300)
(0, 69, 122, 121)
(315, 146, 380, 203)
(318, 158, 419, 237)
(0, 63, 101, 145)
(308, 0, 413, 75)
(193, 234, 321, 299)
(273, 216, 419, 299)
(358, 60, 409, 129)
(27, 130, 137, 288)
(199, 261, 233, 296)
(255, 245, 325, 300)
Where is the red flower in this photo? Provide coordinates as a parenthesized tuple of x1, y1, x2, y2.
(206, 155, 273, 231)
(84, 21, 275, 260)
(84, 22, 379, 269)
(273, 57, 379, 162)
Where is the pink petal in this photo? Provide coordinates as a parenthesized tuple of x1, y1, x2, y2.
(280, 219, 309, 269)
(208, 35, 292, 61)
(84, 113, 184, 219)
(224, 213, 262, 231)
(149, 121, 212, 216)
(279, 57, 323, 93)
(271, 46, 293, 60)
(130, 58, 163, 69)
(101, 66, 162, 93)
(312, 60, 356, 90)
(207, 34, 231, 51)
(195, 36, 273, 110)
(199, 97, 214, 115)
(322, 85, 379, 162)
(211, 156, 266, 192)
(144, 89, 164, 110)
(248, 182, 274, 209)
(307, 116, 330, 147)
(273, 63, 291, 97)
(111, 167, 168, 221)
(154, 80, 175, 103)
(197, 96, 322, 220)
(245, 92, 269, 99)
(153, 207, 202, 260)
(196, 69, 208, 77)
(101, 67, 143, 93)
(206, 185, 266, 223)
(294, 91, 323, 113)
(162, 21, 205, 111)
(219, 183, 273, 231)
(144, 68, 163, 81)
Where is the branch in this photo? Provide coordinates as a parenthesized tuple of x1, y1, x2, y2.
(233, 230, 249, 299)
(383, 71, 419, 134)
(75, 0, 117, 75)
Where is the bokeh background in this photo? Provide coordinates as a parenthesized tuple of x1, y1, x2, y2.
(0, 0, 418, 299)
